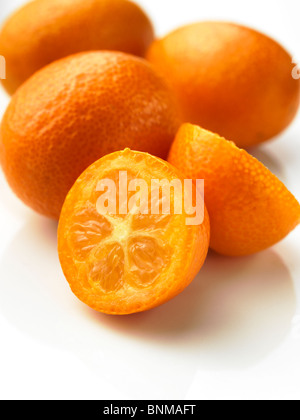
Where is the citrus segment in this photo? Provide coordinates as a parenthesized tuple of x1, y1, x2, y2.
(128, 235, 171, 287)
(88, 243, 125, 293)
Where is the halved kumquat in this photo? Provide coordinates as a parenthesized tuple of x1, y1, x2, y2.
(58, 149, 210, 315)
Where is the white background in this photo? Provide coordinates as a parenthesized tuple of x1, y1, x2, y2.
(0, 0, 300, 400)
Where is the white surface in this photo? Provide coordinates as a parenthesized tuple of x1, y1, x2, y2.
(0, 0, 300, 401)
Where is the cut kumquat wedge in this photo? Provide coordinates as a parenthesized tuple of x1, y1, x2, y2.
(168, 123, 300, 256)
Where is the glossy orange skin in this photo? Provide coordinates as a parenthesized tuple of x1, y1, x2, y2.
(0, 0, 154, 95)
(168, 124, 300, 256)
(0, 51, 180, 219)
(58, 149, 210, 315)
(147, 22, 300, 149)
